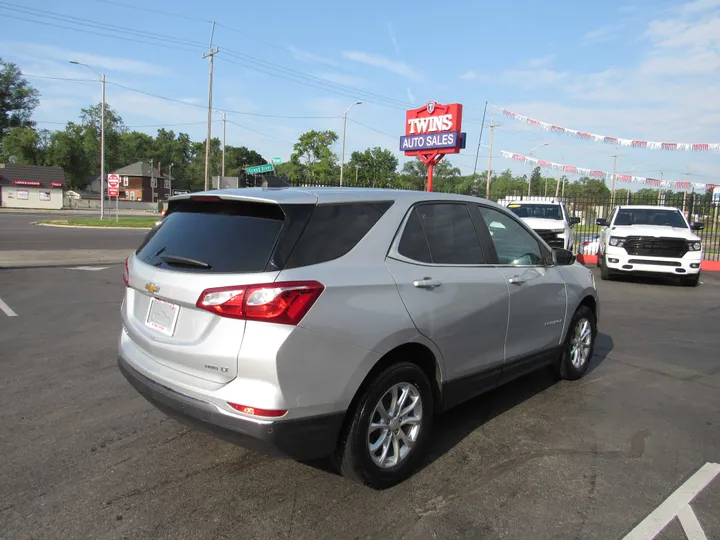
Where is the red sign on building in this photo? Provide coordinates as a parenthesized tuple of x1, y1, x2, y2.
(400, 101, 466, 191)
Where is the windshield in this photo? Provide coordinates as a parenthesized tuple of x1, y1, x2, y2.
(507, 204, 563, 220)
(614, 208, 687, 228)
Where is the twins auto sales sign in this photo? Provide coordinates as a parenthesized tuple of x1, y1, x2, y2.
(400, 102, 465, 156)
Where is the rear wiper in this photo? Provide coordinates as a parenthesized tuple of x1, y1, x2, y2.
(160, 254, 212, 269)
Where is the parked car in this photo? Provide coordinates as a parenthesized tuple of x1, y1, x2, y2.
(596, 205, 704, 286)
(118, 188, 599, 488)
(504, 200, 581, 252)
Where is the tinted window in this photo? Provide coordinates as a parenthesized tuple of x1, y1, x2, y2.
(614, 208, 687, 228)
(507, 203, 563, 220)
(136, 199, 285, 273)
(478, 206, 544, 265)
(285, 202, 392, 268)
(398, 209, 432, 263)
(414, 203, 484, 264)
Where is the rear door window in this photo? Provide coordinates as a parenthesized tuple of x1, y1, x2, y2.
(284, 202, 392, 268)
(399, 203, 485, 265)
(136, 199, 285, 273)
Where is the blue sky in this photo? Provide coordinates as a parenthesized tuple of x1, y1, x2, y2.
(2, 0, 719, 189)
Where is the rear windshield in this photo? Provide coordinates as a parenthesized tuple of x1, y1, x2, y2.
(507, 204, 563, 220)
(135, 199, 285, 273)
(614, 208, 687, 228)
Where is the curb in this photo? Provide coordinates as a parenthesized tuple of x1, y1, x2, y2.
(34, 222, 153, 231)
(576, 254, 720, 272)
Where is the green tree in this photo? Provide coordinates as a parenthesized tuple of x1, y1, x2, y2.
(290, 129, 339, 182)
(1, 126, 50, 165)
(79, 103, 126, 172)
(398, 158, 462, 191)
(528, 166, 543, 195)
(46, 123, 90, 188)
(0, 58, 39, 140)
(347, 147, 398, 187)
(119, 131, 155, 165)
(223, 145, 266, 177)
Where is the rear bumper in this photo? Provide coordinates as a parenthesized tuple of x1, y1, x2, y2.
(118, 355, 344, 460)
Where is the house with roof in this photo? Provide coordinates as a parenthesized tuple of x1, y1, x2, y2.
(0, 163, 67, 210)
(88, 161, 169, 202)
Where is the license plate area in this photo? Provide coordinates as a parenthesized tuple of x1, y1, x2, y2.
(145, 297, 180, 336)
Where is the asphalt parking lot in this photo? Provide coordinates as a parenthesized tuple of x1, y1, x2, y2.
(1, 216, 720, 540)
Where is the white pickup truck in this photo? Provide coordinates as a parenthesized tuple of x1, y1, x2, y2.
(505, 200, 581, 252)
(596, 205, 704, 286)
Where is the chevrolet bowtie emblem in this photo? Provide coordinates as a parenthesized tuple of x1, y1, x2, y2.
(145, 282, 160, 294)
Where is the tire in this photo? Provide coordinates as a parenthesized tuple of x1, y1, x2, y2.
(335, 362, 434, 489)
(556, 305, 596, 381)
(683, 273, 700, 287)
(600, 256, 614, 281)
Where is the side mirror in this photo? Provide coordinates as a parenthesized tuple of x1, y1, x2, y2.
(569, 217, 581, 226)
(692, 222, 704, 231)
(596, 218, 608, 227)
(552, 248, 576, 266)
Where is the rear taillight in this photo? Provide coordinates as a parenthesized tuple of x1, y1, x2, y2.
(196, 281, 324, 325)
(122, 257, 129, 287)
(227, 402, 287, 417)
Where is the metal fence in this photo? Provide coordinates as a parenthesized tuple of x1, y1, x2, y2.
(288, 178, 720, 261)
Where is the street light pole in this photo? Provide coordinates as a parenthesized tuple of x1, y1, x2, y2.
(340, 101, 362, 187)
(70, 61, 105, 219)
(528, 143, 550, 197)
(169, 163, 174, 196)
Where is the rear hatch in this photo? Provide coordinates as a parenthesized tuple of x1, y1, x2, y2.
(123, 195, 314, 383)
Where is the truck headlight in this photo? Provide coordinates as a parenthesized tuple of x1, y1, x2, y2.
(609, 237, 625, 247)
(687, 241, 702, 251)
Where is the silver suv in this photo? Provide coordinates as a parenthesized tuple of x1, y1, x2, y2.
(118, 188, 599, 488)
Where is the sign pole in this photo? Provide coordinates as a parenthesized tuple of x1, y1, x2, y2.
(427, 163, 434, 192)
(116, 194, 119, 223)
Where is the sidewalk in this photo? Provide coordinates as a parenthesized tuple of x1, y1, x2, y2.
(0, 250, 131, 268)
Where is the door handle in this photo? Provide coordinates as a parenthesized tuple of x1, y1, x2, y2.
(508, 276, 525, 285)
(413, 278, 441, 289)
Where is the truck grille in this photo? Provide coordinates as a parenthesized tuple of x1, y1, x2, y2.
(623, 237, 687, 258)
(535, 230, 564, 249)
(627, 259, 681, 267)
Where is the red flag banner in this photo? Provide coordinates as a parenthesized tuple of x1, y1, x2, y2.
(675, 182, 692, 190)
(616, 174, 632, 182)
(495, 105, 720, 151)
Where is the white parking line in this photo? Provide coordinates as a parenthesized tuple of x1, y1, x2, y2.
(0, 295, 18, 317)
(624, 462, 720, 540)
(69, 266, 109, 271)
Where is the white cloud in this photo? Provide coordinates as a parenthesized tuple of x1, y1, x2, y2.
(499, 68, 568, 88)
(582, 24, 620, 43)
(341, 51, 423, 81)
(459, 70, 477, 80)
(4, 42, 169, 76)
(681, 0, 720, 12)
(524, 56, 554, 69)
(387, 23, 400, 55)
(406, 88, 416, 104)
(313, 72, 368, 87)
(287, 45, 338, 67)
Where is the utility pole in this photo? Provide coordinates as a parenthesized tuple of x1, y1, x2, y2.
(485, 114, 495, 199)
(659, 171, 664, 204)
(472, 101, 488, 177)
(683, 166, 689, 212)
(610, 154, 618, 204)
(354, 164, 360, 184)
(203, 22, 219, 192)
(221, 112, 227, 180)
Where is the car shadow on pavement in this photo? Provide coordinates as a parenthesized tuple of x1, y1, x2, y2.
(417, 331, 614, 473)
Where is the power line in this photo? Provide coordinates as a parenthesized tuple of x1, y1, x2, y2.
(21, 74, 96, 83)
(225, 119, 295, 145)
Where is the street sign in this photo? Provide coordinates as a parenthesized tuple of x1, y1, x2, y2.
(272, 157, 282, 165)
(108, 187, 119, 197)
(246, 163, 274, 174)
(107, 173, 121, 189)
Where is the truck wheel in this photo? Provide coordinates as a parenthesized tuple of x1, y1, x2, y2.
(683, 273, 700, 287)
(335, 362, 434, 489)
(600, 257, 614, 281)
